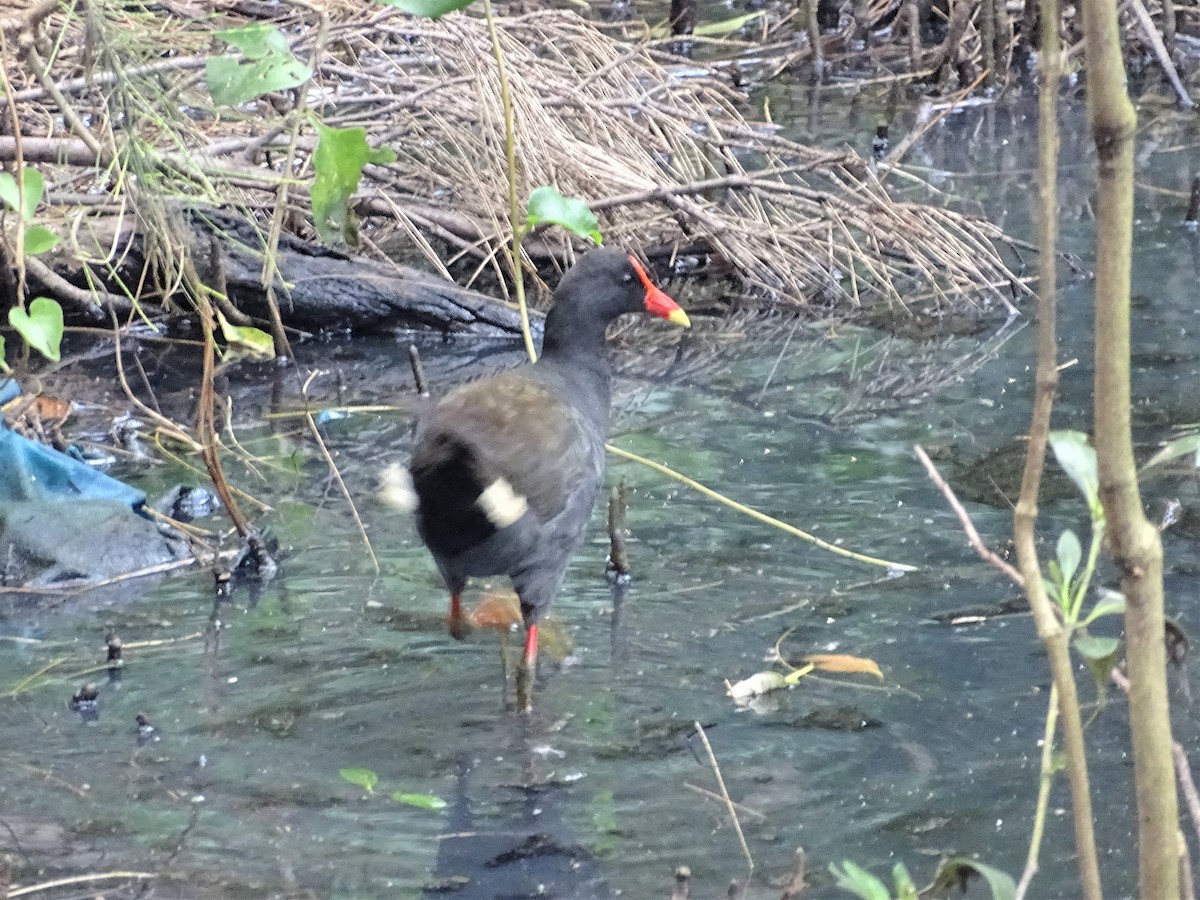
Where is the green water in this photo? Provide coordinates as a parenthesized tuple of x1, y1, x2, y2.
(3, 95, 1199, 899)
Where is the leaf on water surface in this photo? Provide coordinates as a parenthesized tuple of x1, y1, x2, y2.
(726, 671, 788, 702)
(526, 186, 602, 244)
(391, 792, 448, 810)
(339, 767, 379, 793)
(925, 857, 1016, 900)
(9, 297, 64, 363)
(804, 653, 884, 679)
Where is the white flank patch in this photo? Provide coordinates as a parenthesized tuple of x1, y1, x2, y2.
(477, 477, 528, 527)
(378, 462, 417, 511)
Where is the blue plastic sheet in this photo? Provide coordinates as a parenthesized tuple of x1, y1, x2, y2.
(0, 384, 145, 509)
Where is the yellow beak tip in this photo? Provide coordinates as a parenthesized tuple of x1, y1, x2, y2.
(667, 308, 691, 328)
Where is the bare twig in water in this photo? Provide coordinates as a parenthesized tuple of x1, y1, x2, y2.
(693, 721, 754, 871)
(682, 782, 767, 820)
(606, 478, 630, 579)
(913, 444, 1023, 586)
(7, 871, 156, 898)
(301, 370, 379, 574)
(408, 344, 430, 397)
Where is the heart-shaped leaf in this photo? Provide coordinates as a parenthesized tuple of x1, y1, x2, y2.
(0, 169, 45, 222)
(376, 0, 475, 18)
(23, 225, 59, 255)
(9, 296, 64, 363)
(390, 792, 448, 810)
(527, 186, 602, 244)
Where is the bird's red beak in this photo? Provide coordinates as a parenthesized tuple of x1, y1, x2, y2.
(629, 255, 690, 328)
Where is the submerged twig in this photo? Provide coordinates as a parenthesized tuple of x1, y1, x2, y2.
(913, 444, 1023, 585)
(301, 370, 380, 574)
(693, 721, 754, 871)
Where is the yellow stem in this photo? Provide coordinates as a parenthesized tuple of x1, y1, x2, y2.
(481, 0, 537, 363)
(606, 444, 916, 573)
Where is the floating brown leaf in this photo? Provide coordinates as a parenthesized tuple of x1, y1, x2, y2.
(804, 654, 884, 679)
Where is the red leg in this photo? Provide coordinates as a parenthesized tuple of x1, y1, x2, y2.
(522, 623, 539, 669)
(516, 623, 538, 712)
(448, 592, 470, 640)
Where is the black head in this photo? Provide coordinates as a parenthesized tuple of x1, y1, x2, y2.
(541, 248, 688, 359)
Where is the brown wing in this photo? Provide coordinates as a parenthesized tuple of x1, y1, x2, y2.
(418, 371, 590, 523)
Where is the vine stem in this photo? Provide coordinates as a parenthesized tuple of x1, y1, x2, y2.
(481, 0, 537, 363)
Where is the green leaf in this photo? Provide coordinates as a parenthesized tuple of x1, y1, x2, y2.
(214, 24, 290, 59)
(830, 861, 891, 900)
(216, 311, 275, 361)
(0, 335, 9, 373)
(206, 27, 312, 107)
(1049, 431, 1099, 508)
(23, 225, 59, 255)
(927, 858, 1015, 900)
(0, 173, 16, 214)
(311, 122, 374, 244)
(339, 767, 379, 793)
(1082, 589, 1126, 626)
(391, 791, 448, 810)
(527, 186, 602, 244)
(0, 169, 45, 222)
(367, 146, 397, 165)
(375, 0, 475, 18)
(1142, 432, 1200, 472)
(1073, 632, 1120, 664)
(695, 10, 766, 35)
(892, 863, 918, 900)
(1055, 530, 1081, 592)
(9, 297, 64, 363)
(1074, 630, 1121, 706)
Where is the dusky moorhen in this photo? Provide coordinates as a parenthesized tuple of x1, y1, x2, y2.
(408, 247, 689, 709)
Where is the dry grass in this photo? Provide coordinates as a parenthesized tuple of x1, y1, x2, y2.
(6, 0, 1029, 320)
